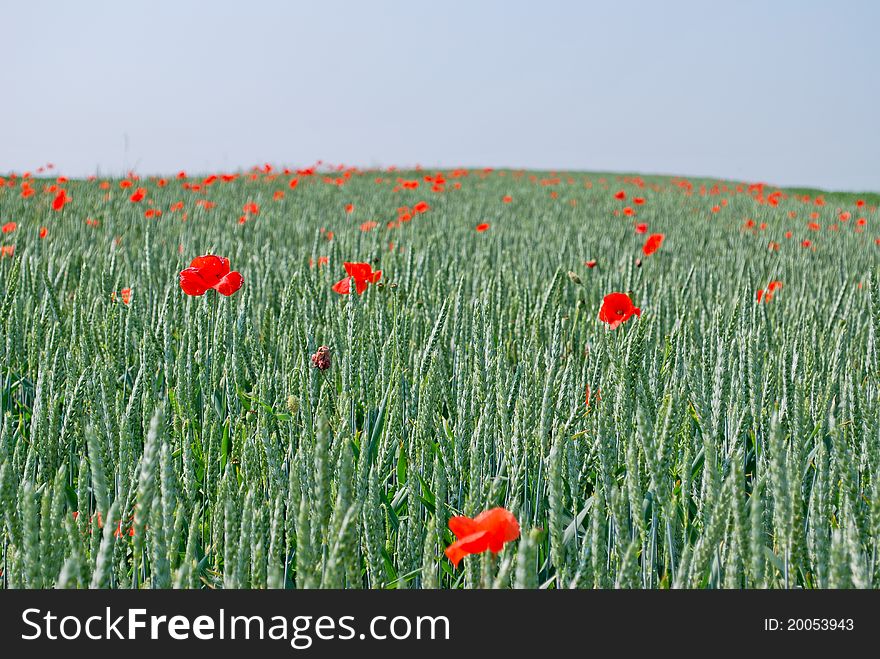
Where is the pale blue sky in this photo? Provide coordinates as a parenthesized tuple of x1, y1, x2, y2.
(1, 0, 877, 190)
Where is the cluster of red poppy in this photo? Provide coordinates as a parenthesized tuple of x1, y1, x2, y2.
(756, 280, 783, 303)
(71, 511, 136, 538)
(2, 164, 876, 322)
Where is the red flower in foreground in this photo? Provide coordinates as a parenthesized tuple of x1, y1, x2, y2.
(642, 233, 665, 256)
(584, 259, 597, 268)
(476, 223, 490, 232)
(445, 507, 520, 568)
(332, 262, 382, 295)
(598, 292, 641, 330)
(179, 255, 244, 296)
(129, 188, 146, 203)
(614, 190, 626, 200)
(1, 222, 16, 234)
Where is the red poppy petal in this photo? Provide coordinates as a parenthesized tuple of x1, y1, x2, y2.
(214, 271, 243, 296)
(448, 516, 480, 539)
(190, 255, 230, 282)
(332, 277, 351, 295)
(343, 262, 373, 280)
(179, 268, 210, 296)
(444, 542, 469, 568)
(474, 508, 521, 548)
(445, 531, 490, 567)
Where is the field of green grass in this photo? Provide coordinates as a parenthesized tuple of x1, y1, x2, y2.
(0, 167, 878, 588)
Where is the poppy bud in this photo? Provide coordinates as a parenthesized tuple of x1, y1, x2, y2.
(311, 345, 332, 371)
(567, 271, 583, 285)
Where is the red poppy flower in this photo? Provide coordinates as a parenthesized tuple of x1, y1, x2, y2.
(0, 245, 14, 258)
(129, 188, 146, 203)
(413, 201, 430, 214)
(633, 197, 646, 205)
(584, 259, 597, 268)
(39, 226, 48, 239)
(121, 288, 132, 305)
(598, 292, 641, 329)
(1, 222, 16, 234)
(444, 507, 520, 568)
(332, 262, 381, 295)
(476, 223, 490, 232)
(52, 190, 71, 211)
(502, 195, 512, 203)
(359, 220, 378, 232)
(642, 233, 665, 256)
(179, 255, 244, 296)
(614, 190, 626, 200)
(344, 203, 354, 214)
(635, 223, 648, 234)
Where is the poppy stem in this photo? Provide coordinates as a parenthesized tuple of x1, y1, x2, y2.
(319, 370, 341, 423)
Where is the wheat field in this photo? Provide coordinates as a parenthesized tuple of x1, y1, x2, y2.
(0, 167, 878, 588)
